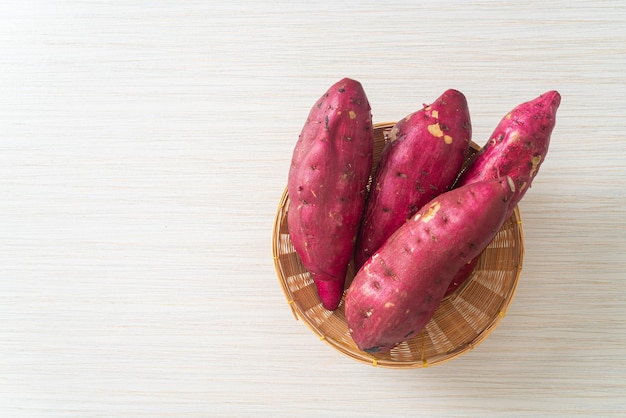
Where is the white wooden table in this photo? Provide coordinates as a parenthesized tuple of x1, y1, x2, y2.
(1, 1, 625, 416)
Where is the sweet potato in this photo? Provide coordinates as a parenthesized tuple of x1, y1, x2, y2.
(354, 89, 472, 270)
(444, 90, 561, 297)
(288, 78, 373, 311)
(345, 177, 515, 353)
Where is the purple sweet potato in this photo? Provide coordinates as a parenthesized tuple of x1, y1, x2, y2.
(455, 90, 560, 217)
(287, 78, 373, 311)
(444, 90, 561, 297)
(345, 177, 515, 353)
(354, 89, 472, 270)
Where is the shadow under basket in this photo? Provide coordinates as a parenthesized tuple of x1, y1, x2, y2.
(272, 122, 524, 369)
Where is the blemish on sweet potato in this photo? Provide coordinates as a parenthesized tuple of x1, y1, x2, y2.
(427, 123, 444, 138)
(529, 154, 542, 178)
(421, 201, 441, 223)
(383, 263, 394, 278)
(520, 181, 528, 191)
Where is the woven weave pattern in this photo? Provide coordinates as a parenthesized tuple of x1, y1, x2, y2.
(273, 123, 524, 368)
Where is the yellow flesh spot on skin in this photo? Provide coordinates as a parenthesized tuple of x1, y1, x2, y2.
(385, 302, 395, 308)
(349, 110, 357, 119)
(421, 201, 441, 223)
(529, 155, 542, 178)
(431, 110, 439, 118)
(444, 135, 453, 144)
(427, 123, 444, 138)
(507, 176, 516, 193)
(520, 181, 528, 191)
(388, 127, 398, 142)
(505, 112, 512, 120)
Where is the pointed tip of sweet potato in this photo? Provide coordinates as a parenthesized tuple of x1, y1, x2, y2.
(314, 278, 345, 311)
(440, 88, 468, 105)
(541, 90, 561, 109)
(332, 77, 365, 93)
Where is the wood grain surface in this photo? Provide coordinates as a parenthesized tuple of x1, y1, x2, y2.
(1, 1, 625, 416)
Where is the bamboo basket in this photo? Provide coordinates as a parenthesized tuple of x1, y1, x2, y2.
(272, 122, 524, 368)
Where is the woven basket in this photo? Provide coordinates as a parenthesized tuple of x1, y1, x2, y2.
(272, 122, 524, 368)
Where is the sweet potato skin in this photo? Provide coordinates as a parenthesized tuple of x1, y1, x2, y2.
(288, 78, 373, 311)
(354, 89, 472, 270)
(444, 90, 561, 297)
(345, 177, 515, 353)
(444, 256, 480, 296)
